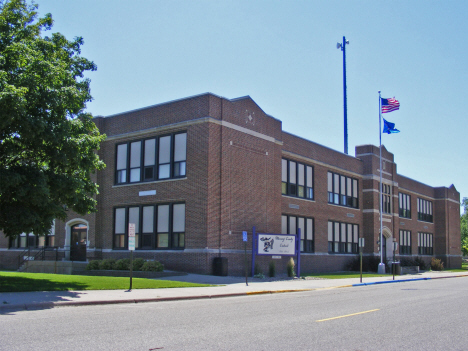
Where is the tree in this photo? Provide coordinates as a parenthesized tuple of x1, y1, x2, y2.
(0, 0, 105, 239)
(461, 197, 468, 256)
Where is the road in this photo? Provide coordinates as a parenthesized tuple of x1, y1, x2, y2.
(1, 277, 467, 350)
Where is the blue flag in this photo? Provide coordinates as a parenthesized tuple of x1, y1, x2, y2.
(383, 118, 400, 134)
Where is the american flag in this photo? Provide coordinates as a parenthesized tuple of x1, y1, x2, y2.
(381, 97, 400, 113)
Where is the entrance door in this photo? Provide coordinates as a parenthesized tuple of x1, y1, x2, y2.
(70, 224, 87, 261)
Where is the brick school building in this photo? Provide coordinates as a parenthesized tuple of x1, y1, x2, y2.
(0, 93, 461, 275)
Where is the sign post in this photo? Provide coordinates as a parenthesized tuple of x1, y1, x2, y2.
(359, 237, 365, 283)
(128, 223, 135, 290)
(243, 231, 248, 286)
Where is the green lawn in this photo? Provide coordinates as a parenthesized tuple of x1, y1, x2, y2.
(302, 272, 389, 279)
(0, 272, 211, 293)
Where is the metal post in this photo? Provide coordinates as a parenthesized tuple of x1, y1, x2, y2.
(337, 37, 349, 154)
(378, 91, 386, 274)
(251, 226, 256, 277)
(129, 250, 133, 291)
(342, 36, 348, 155)
(297, 228, 301, 278)
(244, 239, 248, 286)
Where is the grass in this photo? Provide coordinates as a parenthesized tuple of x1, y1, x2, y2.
(302, 272, 389, 279)
(0, 272, 211, 293)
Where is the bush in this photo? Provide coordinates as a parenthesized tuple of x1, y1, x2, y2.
(268, 261, 276, 277)
(414, 256, 427, 270)
(345, 256, 381, 272)
(132, 258, 146, 271)
(141, 260, 164, 272)
(400, 257, 418, 267)
(254, 263, 262, 276)
(286, 258, 295, 277)
(99, 259, 116, 270)
(115, 258, 131, 270)
(86, 260, 100, 270)
(430, 257, 444, 271)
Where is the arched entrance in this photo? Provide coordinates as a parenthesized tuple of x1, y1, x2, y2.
(70, 224, 88, 261)
(382, 226, 393, 264)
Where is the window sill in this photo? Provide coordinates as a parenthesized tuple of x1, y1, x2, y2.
(113, 177, 187, 188)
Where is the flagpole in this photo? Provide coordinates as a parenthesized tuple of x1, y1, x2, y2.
(378, 91, 385, 274)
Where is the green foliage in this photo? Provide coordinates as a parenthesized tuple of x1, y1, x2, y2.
(413, 256, 427, 271)
(430, 257, 444, 271)
(114, 258, 130, 271)
(0, 0, 106, 239)
(86, 260, 100, 270)
(132, 258, 146, 271)
(98, 259, 116, 270)
(345, 255, 381, 272)
(141, 260, 164, 272)
(461, 198, 468, 256)
(286, 257, 295, 277)
(268, 260, 276, 277)
(254, 262, 262, 276)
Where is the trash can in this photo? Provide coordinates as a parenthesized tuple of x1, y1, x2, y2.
(213, 257, 228, 276)
(392, 261, 401, 275)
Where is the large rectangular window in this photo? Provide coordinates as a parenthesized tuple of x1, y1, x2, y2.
(113, 203, 185, 250)
(399, 230, 411, 255)
(281, 159, 313, 200)
(115, 132, 187, 184)
(328, 220, 358, 254)
(381, 183, 391, 214)
(417, 198, 433, 222)
(399, 193, 411, 219)
(327, 172, 358, 208)
(281, 215, 314, 253)
(418, 232, 433, 255)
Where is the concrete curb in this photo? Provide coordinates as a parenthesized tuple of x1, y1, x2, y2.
(2, 273, 467, 312)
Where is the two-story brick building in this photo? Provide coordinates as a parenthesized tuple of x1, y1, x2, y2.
(0, 93, 461, 275)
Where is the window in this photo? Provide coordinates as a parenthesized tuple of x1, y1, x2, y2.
(115, 132, 187, 184)
(381, 184, 391, 214)
(399, 230, 411, 255)
(281, 159, 313, 200)
(328, 221, 358, 254)
(281, 215, 314, 253)
(417, 198, 433, 222)
(399, 193, 411, 219)
(418, 232, 433, 255)
(10, 221, 55, 248)
(113, 203, 185, 250)
(327, 172, 358, 208)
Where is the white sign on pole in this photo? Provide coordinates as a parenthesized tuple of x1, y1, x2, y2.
(257, 234, 296, 256)
(128, 223, 136, 251)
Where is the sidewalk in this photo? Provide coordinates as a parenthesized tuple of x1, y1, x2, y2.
(1, 271, 467, 312)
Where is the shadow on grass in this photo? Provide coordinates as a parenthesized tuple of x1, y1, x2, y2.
(0, 276, 88, 293)
(0, 276, 88, 315)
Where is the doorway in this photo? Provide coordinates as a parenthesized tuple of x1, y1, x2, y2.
(70, 224, 87, 261)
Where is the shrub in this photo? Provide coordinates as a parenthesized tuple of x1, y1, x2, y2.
(430, 257, 444, 271)
(86, 260, 100, 270)
(400, 257, 418, 267)
(132, 258, 146, 271)
(345, 256, 381, 272)
(115, 258, 131, 270)
(413, 256, 427, 270)
(268, 261, 276, 277)
(254, 263, 262, 276)
(99, 259, 116, 270)
(141, 260, 164, 272)
(286, 257, 295, 277)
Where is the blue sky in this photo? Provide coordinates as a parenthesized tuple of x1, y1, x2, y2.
(37, 0, 467, 210)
